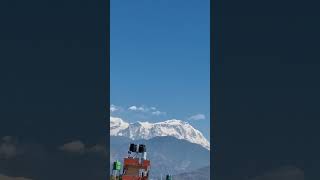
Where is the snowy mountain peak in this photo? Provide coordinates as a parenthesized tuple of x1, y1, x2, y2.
(110, 117, 129, 136)
(159, 119, 186, 124)
(110, 116, 210, 150)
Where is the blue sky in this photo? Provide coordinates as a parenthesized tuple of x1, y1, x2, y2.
(110, 0, 210, 139)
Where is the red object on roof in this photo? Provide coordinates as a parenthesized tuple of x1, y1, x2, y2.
(121, 157, 150, 180)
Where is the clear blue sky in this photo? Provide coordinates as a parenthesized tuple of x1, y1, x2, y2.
(110, 0, 210, 139)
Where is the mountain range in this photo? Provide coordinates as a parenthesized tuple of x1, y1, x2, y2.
(110, 117, 210, 179)
(110, 117, 210, 150)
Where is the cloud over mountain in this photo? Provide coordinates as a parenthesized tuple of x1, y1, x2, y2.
(188, 114, 206, 121)
(128, 106, 145, 111)
(151, 110, 166, 116)
(110, 104, 120, 112)
(128, 105, 166, 115)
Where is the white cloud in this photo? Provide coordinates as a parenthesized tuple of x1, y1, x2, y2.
(128, 106, 145, 112)
(151, 111, 166, 116)
(128, 106, 138, 111)
(113, 104, 168, 119)
(0, 174, 33, 180)
(110, 104, 119, 112)
(188, 114, 206, 121)
(128, 105, 166, 116)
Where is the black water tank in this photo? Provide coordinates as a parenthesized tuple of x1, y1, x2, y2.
(138, 144, 146, 153)
(129, 143, 137, 152)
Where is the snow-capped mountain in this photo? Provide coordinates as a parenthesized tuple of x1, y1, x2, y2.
(110, 116, 210, 150)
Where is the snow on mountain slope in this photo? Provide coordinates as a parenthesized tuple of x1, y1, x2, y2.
(110, 116, 210, 150)
(110, 117, 129, 136)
